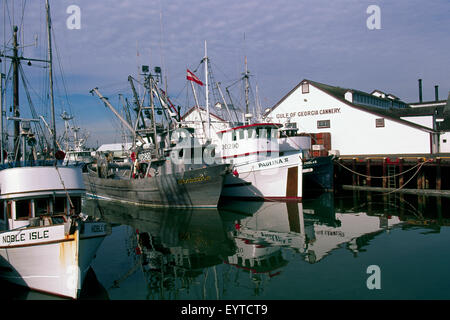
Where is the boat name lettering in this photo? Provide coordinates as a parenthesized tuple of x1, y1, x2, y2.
(2, 230, 49, 244)
(138, 151, 153, 161)
(91, 224, 105, 233)
(260, 232, 292, 244)
(177, 175, 211, 185)
(276, 108, 341, 119)
(258, 157, 289, 168)
(316, 230, 345, 237)
(222, 143, 239, 150)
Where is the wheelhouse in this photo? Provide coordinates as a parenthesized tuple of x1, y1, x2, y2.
(0, 194, 82, 230)
(217, 123, 281, 164)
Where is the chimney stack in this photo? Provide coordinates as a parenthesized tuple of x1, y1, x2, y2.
(418, 79, 423, 103)
(435, 85, 439, 101)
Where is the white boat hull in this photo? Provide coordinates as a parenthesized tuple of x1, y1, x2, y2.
(221, 153, 303, 200)
(0, 222, 107, 299)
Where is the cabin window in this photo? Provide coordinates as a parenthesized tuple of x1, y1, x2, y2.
(15, 200, 31, 220)
(238, 129, 245, 140)
(35, 198, 50, 216)
(272, 129, 277, 138)
(0, 201, 3, 221)
(302, 82, 309, 94)
(7, 201, 12, 219)
(376, 118, 385, 128)
(53, 197, 67, 215)
(317, 120, 330, 129)
(247, 128, 255, 139)
(70, 196, 82, 215)
(232, 131, 237, 141)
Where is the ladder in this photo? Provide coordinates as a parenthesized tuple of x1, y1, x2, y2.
(386, 164, 397, 208)
(387, 165, 396, 189)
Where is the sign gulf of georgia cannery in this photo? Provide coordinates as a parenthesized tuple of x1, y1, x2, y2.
(274, 108, 341, 119)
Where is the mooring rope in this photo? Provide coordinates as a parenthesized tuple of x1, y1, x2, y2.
(336, 159, 433, 179)
(382, 160, 430, 195)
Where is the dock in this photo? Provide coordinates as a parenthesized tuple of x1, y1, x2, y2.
(334, 154, 450, 197)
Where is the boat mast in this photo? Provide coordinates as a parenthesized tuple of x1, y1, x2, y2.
(204, 41, 210, 138)
(46, 0, 57, 156)
(244, 56, 250, 124)
(0, 72, 4, 163)
(147, 75, 159, 157)
(90, 87, 146, 145)
(12, 26, 21, 160)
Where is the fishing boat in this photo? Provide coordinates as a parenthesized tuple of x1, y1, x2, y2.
(86, 70, 230, 208)
(0, 0, 109, 298)
(0, 161, 109, 299)
(278, 121, 335, 193)
(183, 47, 303, 201)
(217, 123, 303, 201)
(60, 112, 94, 169)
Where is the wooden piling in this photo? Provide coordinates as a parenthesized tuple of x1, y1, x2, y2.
(417, 158, 423, 189)
(382, 158, 387, 188)
(399, 158, 404, 187)
(436, 157, 441, 190)
(366, 158, 371, 187)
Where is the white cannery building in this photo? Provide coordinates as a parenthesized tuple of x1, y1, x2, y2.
(263, 79, 449, 156)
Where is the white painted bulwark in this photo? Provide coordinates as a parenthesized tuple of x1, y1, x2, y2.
(0, 166, 85, 198)
(264, 80, 437, 156)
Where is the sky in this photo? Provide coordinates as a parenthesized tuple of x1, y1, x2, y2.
(1, 0, 449, 147)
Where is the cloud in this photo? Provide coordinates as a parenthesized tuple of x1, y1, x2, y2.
(2, 0, 449, 145)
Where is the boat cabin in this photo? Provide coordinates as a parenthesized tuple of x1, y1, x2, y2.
(0, 194, 82, 231)
(217, 123, 281, 165)
(0, 166, 85, 231)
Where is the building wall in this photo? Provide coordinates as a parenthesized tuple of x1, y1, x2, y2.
(182, 108, 230, 145)
(400, 116, 433, 129)
(264, 83, 432, 155)
(440, 132, 450, 152)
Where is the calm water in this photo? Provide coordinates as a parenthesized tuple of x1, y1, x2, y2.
(3, 191, 450, 300)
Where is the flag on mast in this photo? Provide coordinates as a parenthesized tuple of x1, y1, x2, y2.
(186, 69, 203, 86)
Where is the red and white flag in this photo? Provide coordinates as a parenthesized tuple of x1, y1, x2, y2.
(186, 69, 203, 86)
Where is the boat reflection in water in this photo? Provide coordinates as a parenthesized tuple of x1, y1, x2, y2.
(79, 191, 407, 299)
(218, 193, 403, 293)
(83, 198, 235, 299)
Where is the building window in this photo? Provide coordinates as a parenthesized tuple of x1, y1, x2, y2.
(317, 120, 330, 129)
(376, 118, 385, 128)
(302, 82, 309, 94)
